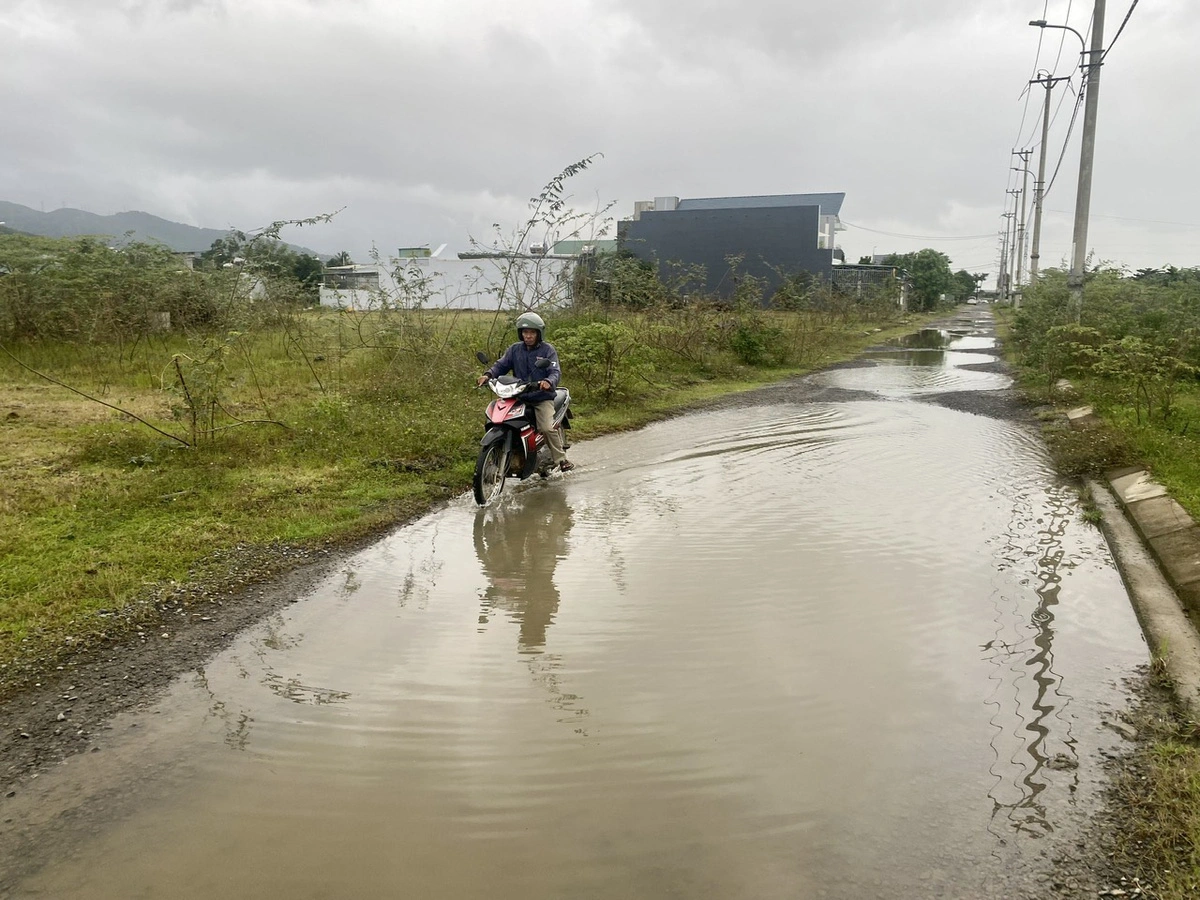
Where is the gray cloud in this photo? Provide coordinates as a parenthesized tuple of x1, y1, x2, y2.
(3, 0, 1198, 278)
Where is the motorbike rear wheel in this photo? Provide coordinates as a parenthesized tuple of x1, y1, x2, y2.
(473, 443, 508, 506)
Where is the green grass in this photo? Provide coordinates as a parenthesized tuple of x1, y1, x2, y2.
(1108, 726, 1200, 900)
(0, 305, 938, 680)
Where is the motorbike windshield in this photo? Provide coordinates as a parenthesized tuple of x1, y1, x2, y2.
(492, 380, 527, 399)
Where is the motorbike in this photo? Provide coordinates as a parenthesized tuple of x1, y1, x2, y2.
(472, 351, 573, 506)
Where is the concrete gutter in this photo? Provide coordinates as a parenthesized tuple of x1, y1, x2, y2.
(1060, 394, 1200, 715)
(1088, 475, 1200, 717)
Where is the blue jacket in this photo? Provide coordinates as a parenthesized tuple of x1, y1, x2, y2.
(486, 340, 561, 404)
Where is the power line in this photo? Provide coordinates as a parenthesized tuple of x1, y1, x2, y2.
(1051, 0, 1075, 74)
(1103, 0, 1140, 60)
(1044, 209, 1200, 229)
(1042, 82, 1085, 199)
(1012, 0, 1053, 153)
(840, 221, 995, 241)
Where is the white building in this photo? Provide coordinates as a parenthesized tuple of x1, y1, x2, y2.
(318, 247, 578, 311)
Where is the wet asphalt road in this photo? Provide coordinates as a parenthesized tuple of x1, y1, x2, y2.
(4, 308, 1148, 899)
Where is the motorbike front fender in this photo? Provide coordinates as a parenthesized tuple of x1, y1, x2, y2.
(480, 427, 516, 452)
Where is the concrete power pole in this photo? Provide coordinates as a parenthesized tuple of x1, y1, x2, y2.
(1069, 0, 1107, 320)
(1013, 149, 1032, 308)
(1029, 74, 1070, 284)
(1006, 189, 1021, 300)
(1000, 212, 1015, 301)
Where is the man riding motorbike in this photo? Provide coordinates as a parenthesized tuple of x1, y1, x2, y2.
(476, 312, 574, 472)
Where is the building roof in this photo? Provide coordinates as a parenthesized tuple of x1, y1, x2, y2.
(676, 193, 845, 215)
(551, 239, 618, 255)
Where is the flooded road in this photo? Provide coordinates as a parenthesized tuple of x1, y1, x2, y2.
(6, 309, 1147, 898)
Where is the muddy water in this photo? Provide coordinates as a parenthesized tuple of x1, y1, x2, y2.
(10, 312, 1147, 898)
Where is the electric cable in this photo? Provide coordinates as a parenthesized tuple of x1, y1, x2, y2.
(840, 221, 995, 241)
(1012, 0, 1053, 152)
(1103, 0, 1140, 60)
(1042, 82, 1085, 199)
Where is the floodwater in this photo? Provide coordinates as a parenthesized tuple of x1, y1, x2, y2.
(7, 310, 1147, 898)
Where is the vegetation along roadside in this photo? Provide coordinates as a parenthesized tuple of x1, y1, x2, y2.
(1002, 264, 1200, 900)
(0, 221, 951, 699)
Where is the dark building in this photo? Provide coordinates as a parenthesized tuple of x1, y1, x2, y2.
(617, 193, 845, 301)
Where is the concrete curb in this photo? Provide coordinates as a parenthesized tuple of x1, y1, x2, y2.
(1088, 477, 1200, 718)
(1061, 397, 1200, 716)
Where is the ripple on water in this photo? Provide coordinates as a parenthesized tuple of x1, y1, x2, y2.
(12, 351, 1147, 900)
(809, 363, 1010, 396)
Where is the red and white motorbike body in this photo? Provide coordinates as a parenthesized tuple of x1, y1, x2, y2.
(473, 375, 572, 505)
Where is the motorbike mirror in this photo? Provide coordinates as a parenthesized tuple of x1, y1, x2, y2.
(475, 351, 490, 365)
(534, 358, 551, 369)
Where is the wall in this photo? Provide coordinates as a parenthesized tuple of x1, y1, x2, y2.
(618, 205, 833, 301)
(318, 256, 577, 311)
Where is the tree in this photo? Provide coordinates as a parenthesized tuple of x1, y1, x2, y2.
(950, 269, 987, 302)
(200, 231, 249, 268)
(881, 249, 955, 311)
(326, 251, 353, 267)
(292, 254, 324, 294)
(199, 232, 324, 300)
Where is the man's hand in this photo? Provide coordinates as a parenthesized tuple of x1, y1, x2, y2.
(538, 380, 552, 391)
(476, 375, 489, 387)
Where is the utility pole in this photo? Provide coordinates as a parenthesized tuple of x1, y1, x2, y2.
(1000, 211, 1015, 301)
(1006, 189, 1021, 301)
(1028, 74, 1070, 284)
(1012, 149, 1032, 308)
(996, 232, 1007, 299)
(1069, 0, 1107, 319)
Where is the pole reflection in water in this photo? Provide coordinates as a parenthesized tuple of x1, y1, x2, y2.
(984, 481, 1078, 841)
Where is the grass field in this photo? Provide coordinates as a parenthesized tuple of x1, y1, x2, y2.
(0, 304, 932, 673)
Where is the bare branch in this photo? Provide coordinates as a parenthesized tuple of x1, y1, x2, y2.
(0, 342, 191, 447)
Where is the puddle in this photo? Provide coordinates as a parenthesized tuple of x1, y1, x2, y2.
(7, 313, 1146, 899)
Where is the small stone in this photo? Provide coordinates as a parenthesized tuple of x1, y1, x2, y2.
(56, 712, 66, 721)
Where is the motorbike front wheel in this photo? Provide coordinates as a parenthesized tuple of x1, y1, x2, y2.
(473, 442, 508, 506)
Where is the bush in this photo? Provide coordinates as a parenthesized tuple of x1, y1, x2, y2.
(554, 319, 653, 400)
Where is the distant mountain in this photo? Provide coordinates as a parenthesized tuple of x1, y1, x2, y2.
(0, 201, 325, 257)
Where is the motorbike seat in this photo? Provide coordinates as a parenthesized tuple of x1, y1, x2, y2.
(552, 389, 569, 413)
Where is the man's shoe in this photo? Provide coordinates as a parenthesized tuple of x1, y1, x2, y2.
(558, 459, 575, 473)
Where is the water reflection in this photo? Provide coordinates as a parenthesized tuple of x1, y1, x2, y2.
(893, 328, 950, 349)
(475, 489, 575, 652)
(983, 483, 1078, 841)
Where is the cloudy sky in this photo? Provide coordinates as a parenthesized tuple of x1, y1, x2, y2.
(3, 0, 1194, 285)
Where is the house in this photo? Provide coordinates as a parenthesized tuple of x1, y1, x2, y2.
(617, 193, 846, 301)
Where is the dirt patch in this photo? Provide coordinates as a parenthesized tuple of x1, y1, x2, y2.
(918, 387, 1035, 421)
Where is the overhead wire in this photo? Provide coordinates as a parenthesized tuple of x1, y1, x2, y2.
(1041, 84, 1085, 199)
(1050, 0, 1075, 74)
(1102, 0, 1140, 61)
(1002, 0, 1066, 271)
(1010, 0, 1052, 155)
(1044, 210, 1200, 229)
(840, 221, 996, 241)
